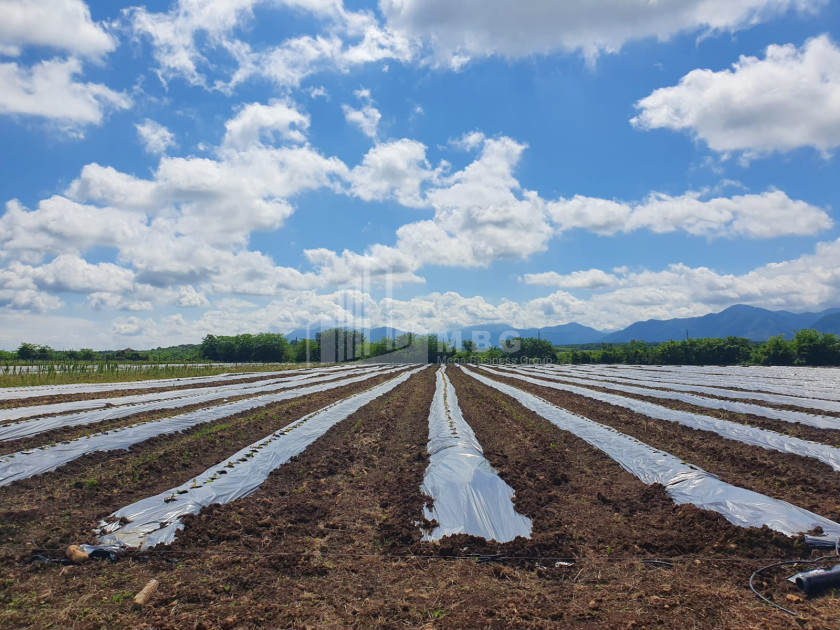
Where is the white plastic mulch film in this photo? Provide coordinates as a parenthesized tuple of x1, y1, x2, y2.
(98, 366, 426, 549)
(420, 367, 531, 543)
(463, 367, 840, 546)
(0, 366, 385, 442)
(523, 365, 840, 414)
(567, 365, 840, 403)
(482, 366, 840, 472)
(0, 366, 406, 488)
(0, 365, 359, 423)
(0, 367, 329, 401)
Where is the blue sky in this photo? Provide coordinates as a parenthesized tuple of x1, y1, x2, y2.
(1, 0, 839, 349)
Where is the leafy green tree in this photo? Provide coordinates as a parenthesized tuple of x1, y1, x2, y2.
(793, 329, 840, 366)
(623, 340, 651, 365)
(16, 342, 39, 360)
(753, 335, 794, 365)
(295, 339, 319, 363)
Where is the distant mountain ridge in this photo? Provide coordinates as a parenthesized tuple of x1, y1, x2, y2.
(285, 304, 840, 346)
(600, 304, 840, 343)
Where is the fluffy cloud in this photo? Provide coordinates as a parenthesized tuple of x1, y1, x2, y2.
(136, 119, 176, 154)
(223, 101, 309, 148)
(310, 134, 554, 284)
(523, 269, 620, 289)
(333, 134, 829, 287)
(130, 0, 414, 88)
(380, 0, 824, 65)
(87, 293, 153, 312)
(342, 88, 381, 139)
(349, 139, 438, 207)
(0, 198, 147, 264)
(632, 35, 840, 156)
(65, 144, 347, 249)
(4, 236, 840, 347)
(1, 94, 832, 338)
(128, 0, 260, 86)
(0, 57, 130, 126)
(23, 255, 135, 293)
(0, 0, 116, 59)
(548, 189, 832, 238)
(176, 285, 210, 308)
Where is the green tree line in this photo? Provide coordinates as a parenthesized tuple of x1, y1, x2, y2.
(6, 328, 840, 366)
(551, 330, 840, 366)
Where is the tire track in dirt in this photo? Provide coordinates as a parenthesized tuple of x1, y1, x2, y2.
(475, 368, 840, 522)
(0, 369, 407, 554)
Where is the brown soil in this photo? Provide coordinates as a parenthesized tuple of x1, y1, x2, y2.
(0, 365, 838, 629)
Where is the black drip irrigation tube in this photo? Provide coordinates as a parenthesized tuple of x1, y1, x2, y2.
(749, 539, 840, 616)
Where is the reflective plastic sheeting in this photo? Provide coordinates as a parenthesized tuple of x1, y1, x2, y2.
(564, 365, 840, 403)
(99, 366, 426, 549)
(0, 366, 407, 488)
(482, 366, 840, 472)
(0, 364, 358, 402)
(0, 366, 385, 442)
(420, 367, 531, 542)
(462, 366, 840, 546)
(522, 364, 840, 415)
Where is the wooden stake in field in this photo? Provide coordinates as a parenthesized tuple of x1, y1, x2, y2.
(133, 579, 159, 606)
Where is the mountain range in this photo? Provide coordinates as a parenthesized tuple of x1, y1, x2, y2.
(287, 304, 840, 347)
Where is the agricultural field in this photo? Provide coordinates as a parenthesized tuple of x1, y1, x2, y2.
(1, 363, 840, 628)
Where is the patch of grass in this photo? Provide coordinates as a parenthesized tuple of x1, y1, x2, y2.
(192, 423, 232, 440)
(0, 362, 298, 389)
(110, 592, 133, 605)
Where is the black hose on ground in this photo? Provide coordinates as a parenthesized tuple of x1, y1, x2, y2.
(749, 544, 840, 617)
(795, 565, 840, 596)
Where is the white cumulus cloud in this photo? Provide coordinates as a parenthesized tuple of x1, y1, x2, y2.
(522, 269, 620, 289)
(380, 0, 825, 65)
(136, 119, 176, 154)
(632, 35, 840, 157)
(342, 88, 381, 139)
(0, 57, 130, 127)
(0, 0, 116, 59)
(223, 101, 309, 149)
(130, 0, 414, 89)
(548, 189, 831, 238)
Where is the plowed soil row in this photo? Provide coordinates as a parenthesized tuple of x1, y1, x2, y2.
(1, 371, 382, 454)
(0, 370, 313, 409)
(474, 368, 840, 522)
(1, 365, 838, 629)
(0, 369, 407, 553)
(518, 369, 840, 448)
